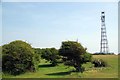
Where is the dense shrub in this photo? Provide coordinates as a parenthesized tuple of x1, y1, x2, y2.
(2, 40, 40, 75)
(92, 59, 107, 67)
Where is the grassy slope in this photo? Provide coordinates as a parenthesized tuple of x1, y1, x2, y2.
(2, 55, 118, 78)
(81, 55, 118, 78)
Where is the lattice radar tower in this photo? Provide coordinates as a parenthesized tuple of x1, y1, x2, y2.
(100, 12, 109, 54)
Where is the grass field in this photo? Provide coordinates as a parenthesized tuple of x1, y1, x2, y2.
(2, 55, 118, 78)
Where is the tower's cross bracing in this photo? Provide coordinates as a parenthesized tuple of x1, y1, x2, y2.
(100, 12, 109, 54)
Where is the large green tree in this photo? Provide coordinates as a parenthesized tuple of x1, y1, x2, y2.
(2, 40, 40, 75)
(59, 41, 92, 72)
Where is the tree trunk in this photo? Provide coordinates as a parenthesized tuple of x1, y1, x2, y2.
(75, 65, 84, 73)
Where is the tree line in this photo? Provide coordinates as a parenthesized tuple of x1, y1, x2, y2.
(2, 40, 107, 75)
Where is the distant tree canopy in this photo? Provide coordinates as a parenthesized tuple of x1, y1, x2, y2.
(59, 41, 92, 72)
(33, 48, 43, 55)
(93, 52, 115, 55)
(2, 40, 40, 75)
(41, 48, 60, 66)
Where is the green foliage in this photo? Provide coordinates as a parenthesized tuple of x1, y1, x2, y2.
(59, 41, 91, 72)
(41, 48, 60, 66)
(92, 59, 108, 67)
(82, 52, 92, 63)
(2, 40, 40, 75)
(33, 48, 43, 55)
(33, 48, 41, 68)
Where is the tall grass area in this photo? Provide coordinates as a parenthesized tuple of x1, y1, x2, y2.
(2, 55, 118, 78)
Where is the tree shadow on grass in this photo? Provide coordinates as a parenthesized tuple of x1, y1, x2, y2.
(46, 71, 73, 76)
(38, 64, 55, 68)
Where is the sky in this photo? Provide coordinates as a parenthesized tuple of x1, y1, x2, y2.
(1, 2, 118, 54)
(0, 2, 2, 47)
(118, 1, 120, 53)
(1, 0, 119, 2)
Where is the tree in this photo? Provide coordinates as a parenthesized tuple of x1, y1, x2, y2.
(33, 48, 43, 55)
(33, 48, 43, 62)
(59, 41, 92, 72)
(2, 40, 40, 75)
(41, 48, 60, 66)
